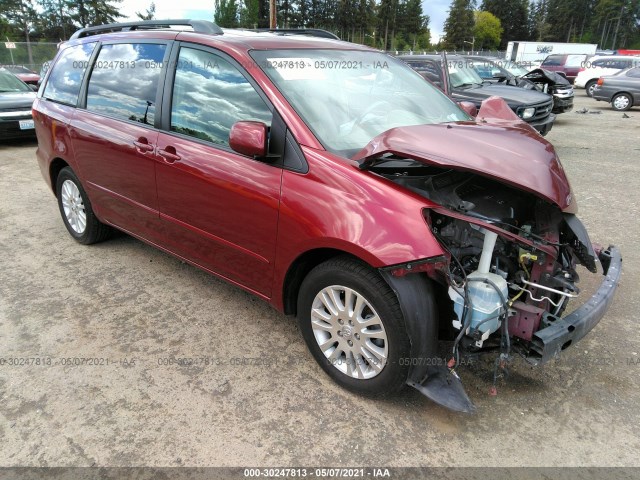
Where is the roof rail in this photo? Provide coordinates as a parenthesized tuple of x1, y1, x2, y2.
(70, 19, 223, 40)
(248, 28, 340, 40)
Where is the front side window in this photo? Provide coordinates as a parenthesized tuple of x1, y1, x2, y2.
(86, 43, 166, 125)
(170, 47, 272, 146)
(43, 42, 96, 105)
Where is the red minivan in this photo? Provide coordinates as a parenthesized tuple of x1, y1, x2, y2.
(33, 20, 621, 412)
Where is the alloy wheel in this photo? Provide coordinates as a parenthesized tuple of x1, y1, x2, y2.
(310, 285, 388, 379)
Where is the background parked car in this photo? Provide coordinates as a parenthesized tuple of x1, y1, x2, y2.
(0, 68, 37, 139)
(574, 55, 640, 96)
(540, 54, 591, 82)
(0, 65, 41, 86)
(465, 56, 574, 114)
(592, 66, 640, 111)
(401, 54, 556, 135)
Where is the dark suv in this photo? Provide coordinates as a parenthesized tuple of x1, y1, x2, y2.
(33, 20, 621, 413)
(400, 55, 556, 135)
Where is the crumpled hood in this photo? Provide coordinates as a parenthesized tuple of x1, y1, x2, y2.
(353, 114, 573, 210)
(522, 68, 571, 86)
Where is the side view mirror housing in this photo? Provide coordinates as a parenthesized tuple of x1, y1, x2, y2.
(458, 101, 478, 117)
(229, 121, 268, 158)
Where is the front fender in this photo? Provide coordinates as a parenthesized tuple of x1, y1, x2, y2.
(380, 271, 475, 413)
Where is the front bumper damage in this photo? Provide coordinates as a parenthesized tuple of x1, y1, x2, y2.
(381, 245, 622, 414)
(526, 246, 622, 364)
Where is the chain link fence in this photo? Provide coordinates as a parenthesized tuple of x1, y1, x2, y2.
(1, 42, 59, 72)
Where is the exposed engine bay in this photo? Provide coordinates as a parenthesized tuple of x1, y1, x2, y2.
(502, 68, 573, 96)
(370, 156, 599, 366)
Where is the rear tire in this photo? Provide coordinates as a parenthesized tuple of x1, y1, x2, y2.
(585, 80, 597, 97)
(611, 93, 632, 111)
(56, 167, 112, 244)
(297, 257, 410, 396)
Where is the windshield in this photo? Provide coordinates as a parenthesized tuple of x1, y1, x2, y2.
(250, 49, 470, 157)
(448, 60, 484, 88)
(0, 70, 31, 92)
(503, 61, 530, 76)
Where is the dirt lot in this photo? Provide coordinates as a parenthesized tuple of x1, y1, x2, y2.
(1, 91, 639, 469)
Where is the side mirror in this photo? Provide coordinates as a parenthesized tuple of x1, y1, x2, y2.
(458, 101, 478, 117)
(492, 74, 507, 81)
(229, 121, 268, 158)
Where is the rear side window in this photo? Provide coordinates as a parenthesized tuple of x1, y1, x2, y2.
(408, 60, 442, 85)
(43, 42, 96, 106)
(542, 55, 564, 66)
(627, 68, 640, 78)
(565, 55, 585, 67)
(170, 47, 272, 146)
(86, 43, 167, 125)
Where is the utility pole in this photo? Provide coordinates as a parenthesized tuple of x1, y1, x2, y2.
(269, 0, 276, 29)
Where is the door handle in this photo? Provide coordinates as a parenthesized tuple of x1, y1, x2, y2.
(158, 147, 181, 163)
(133, 138, 154, 153)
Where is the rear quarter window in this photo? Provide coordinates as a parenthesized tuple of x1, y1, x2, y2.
(43, 42, 97, 106)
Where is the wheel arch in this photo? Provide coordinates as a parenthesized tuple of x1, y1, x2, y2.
(612, 91, 634, 105)
(49, 158, 70, 196)
(282, 248, 365, 316)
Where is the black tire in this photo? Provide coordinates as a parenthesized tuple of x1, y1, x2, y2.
(585, 80, 597, 97)
(297, 256, 411, 396)
(56, 167, 112, 244)
(611, 93, 633, 111)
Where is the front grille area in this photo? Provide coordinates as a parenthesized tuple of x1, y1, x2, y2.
(553, 85, 575, 98)
(521, 99, 554, 123)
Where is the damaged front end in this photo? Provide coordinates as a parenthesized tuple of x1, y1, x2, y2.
(355, 98, 622, 412)
(518, 68, 575, 114)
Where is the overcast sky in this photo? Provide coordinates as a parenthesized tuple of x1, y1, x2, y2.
(120, 0, 451, 42)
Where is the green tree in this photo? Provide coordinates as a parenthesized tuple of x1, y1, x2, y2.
(136, 2, 156, 20)
(0, 0, 38, 63)
(36, 0, 72, 40)
(65, 0, 123, 28)
(443, 0, 475, 49)
(214, 0, 239, 27)
(481, 0, 530, 47)
(239, 0, 259, 27)
(474, 10, 502, 49)
(592, 0, 640, 49)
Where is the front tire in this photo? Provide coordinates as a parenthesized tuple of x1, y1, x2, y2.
(297, 257, 411, 396)
(56, 167, 111, 244)
(611, 93, 632, 111)
(585, 80, 597, 97)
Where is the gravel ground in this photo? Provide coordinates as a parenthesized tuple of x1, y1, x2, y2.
(0, 91, 639, 468)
